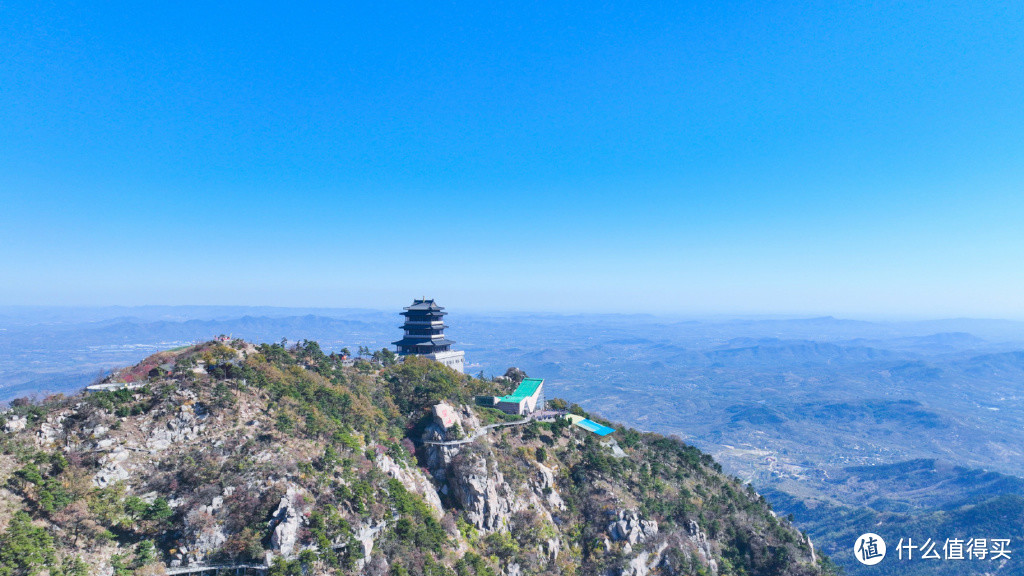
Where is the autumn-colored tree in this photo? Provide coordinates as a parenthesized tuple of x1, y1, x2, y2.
(52, 500, 100, 548)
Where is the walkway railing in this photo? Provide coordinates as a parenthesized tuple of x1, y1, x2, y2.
(422, 410, 566, 446)
(165, 564, 267, 575)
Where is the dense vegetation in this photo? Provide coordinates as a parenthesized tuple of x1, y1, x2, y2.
(0, 339, 833, 575)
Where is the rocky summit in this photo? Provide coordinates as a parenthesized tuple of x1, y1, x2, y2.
(0, 339, 836, 576)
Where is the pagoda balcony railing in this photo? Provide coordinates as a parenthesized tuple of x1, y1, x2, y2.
(399, 346, 452, 354)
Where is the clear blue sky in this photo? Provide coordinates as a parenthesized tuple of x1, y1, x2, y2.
(1, 1, 1022, 317)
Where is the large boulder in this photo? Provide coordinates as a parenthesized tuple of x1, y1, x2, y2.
(354, 520, 388, 570)
(147, 393, 207, 452)
(532, 462, 566, 510)
(620, 543, 669, 576)
(4, 415, 27, 432)
(432, 402, 461, 430)
(269, 485, 311, 558)
(501, 367, 527, 385)
(183, 509, 228, 565)
(375, 453, 444, 516)
(423, 404, 481, 481)
(608, 510, 658, 545)
(447, 447, 519, 531)
(36, 411, 69, 447)
(93, 447, 131, 488)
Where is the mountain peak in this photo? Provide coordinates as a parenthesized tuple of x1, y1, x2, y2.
(0, 339, 832, 575)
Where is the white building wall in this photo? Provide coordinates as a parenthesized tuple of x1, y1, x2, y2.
(494, 382, 543, 415)
(524, 382, 543, 412)
(425, 350, 465, 374)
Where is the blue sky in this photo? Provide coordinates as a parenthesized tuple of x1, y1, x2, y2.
(1, 1, 1022, 317)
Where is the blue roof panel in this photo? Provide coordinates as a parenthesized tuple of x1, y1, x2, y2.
(574, 418, 615, 436)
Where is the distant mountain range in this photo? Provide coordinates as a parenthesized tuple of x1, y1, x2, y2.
(2, 306, 1024, 574)
(764, 458, 1024, 575)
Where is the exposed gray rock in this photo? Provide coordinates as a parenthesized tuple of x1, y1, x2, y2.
(92, 465, 129, 488)
(375, 453, 444, 516)
(447, 449, 519, 531)
(545, 537, 561, 560)
(4, 415, 27, 433)
(191, 525, 227, 564)
(532, 462, 566, 510)
(685, 520, 718, 574)
(459, 404, 481, 433)
(269, 485, 310, 558)
(363, 554, 389, 576)
(643, 530, 720, 576)
(602, 438, 628, 458)
(183, 509, 227, 565)
(423, 404, 482, 482)
(36, 412, 68, 447)
(623, 553, 649, 576)
(204, 495, 224, 515)
(608, 541, 670, 576)
(422, 423, 463, 481)
(608, 510, 658, 545)
(354, 520, 387, 571)
(147, 401, 207, 452)
(93, 448, 131, 487)
(501, 367, 527, 384)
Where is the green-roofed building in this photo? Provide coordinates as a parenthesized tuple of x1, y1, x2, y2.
(493, 378, 545, 415)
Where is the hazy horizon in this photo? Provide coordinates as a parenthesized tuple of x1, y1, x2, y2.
(7, 303, 1024, 324)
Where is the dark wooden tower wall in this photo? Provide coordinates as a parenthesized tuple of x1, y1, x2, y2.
(392, 299, 457, 356)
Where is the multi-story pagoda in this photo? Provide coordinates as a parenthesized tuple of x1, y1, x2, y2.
(392, 298, 465, 373)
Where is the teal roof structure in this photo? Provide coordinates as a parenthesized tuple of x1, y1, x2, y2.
(496, 378, 543, 404)
(573, 418, 615, 436)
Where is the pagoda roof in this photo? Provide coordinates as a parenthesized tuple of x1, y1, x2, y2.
(403, 299, 447, 313)
(401, 311, 447, 318)
(392, 337, 456, 347)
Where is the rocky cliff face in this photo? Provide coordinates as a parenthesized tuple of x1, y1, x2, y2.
(0, 339, 835, 576)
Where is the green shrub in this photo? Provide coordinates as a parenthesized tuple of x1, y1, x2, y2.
(0, 511, 57, 575)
